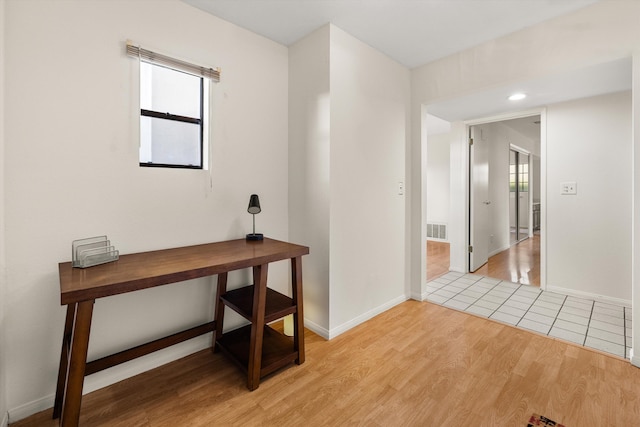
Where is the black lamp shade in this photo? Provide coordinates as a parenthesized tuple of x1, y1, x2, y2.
(247, 194, 261, 214)
(246, 194, 263, 241)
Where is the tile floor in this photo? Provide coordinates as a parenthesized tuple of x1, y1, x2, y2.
(426, 272, 632, 359)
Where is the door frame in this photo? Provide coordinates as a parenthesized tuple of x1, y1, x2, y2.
(464, 108, 547, 290)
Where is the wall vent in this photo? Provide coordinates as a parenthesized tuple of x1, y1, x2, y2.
(427, 223, 447, 241)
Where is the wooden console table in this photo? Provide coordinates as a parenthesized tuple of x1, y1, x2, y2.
(54, 238, 309, 427)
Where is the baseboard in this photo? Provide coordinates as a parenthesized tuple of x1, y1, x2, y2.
(629, 348, 640, 368)
(488, 244, 510, 258)
(8, 393, 54, 424)
(303, 318, 329, 340)
(328, 294, 408, 339)
(449, 264, 467, 275)
(83, 335, 211, 394)
(426, 238, 449, 243)
(9, 300, 409, 422)
(546, 285, 631, 308)
(412, 291, 425, 301)
(1, 411, 8, 427)
(8, 336, 211, 423)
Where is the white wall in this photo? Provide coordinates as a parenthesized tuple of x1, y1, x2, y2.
(4, 0, 289, 420)
(546, 91, 632, 303)
(0, 0, 7, 424)
(426, 132, 450, 235)
(329, 25, 408, 333)
(289, 25, 409, 337)
(288, 26, 331, 333)
(499, 122, 540, 157)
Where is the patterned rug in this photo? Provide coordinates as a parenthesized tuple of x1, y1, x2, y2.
(527, 413, 565, 427)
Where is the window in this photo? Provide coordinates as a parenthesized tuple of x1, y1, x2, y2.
(510, 150, 529, 192)
(127, 42, 220, 169)
(139, 62, 206, 168)
(519, 162, 529, 192)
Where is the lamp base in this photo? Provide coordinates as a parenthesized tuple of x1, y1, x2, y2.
(246, 233, 264, 241)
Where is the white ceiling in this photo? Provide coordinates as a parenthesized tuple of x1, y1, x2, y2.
(183, 0, 600, 69)
(184, 0, 630, 125)
(427, 56, 632, 122)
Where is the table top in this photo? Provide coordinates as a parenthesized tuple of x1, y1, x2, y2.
(59, 238, 309, 305)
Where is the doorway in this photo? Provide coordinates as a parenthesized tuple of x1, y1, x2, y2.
(468, 115, 541, 286)
(425, 114, 452, 280)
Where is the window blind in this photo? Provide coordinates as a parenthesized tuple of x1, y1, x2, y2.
(126, 41, 220, 82)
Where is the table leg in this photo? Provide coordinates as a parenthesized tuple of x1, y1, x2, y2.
(213, 272, 228, 352)
(60, 300, 94, 427)
(53, 305, 76, 419)
(247, 263, 268, 390)
(291, 256, 305, 365)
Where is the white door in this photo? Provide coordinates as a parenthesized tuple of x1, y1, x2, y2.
(469, 125, 490, 271)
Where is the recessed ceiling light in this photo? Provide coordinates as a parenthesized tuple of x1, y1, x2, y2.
(508, 93, 527, 101)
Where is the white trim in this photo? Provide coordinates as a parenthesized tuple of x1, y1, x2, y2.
(539, 108, 547, 290)
(449, 121, 470, 274)
(83, 335, 210, 394)
(464, 108, 543, 126)
(630, 349, 639, 368)
(426, 237, 449, 243)
(509, 143, 530, 155)
(546, 285, 632, 308)
(414, 290, 427, 301)
(9, 336, 211, 423)
(8, 394, 53, 424)
(1, 412, 7, 427)
(488, 244, 510, 258)
(633, 51, 640, 375)
(419, 105, 429, 299)
(328, 295, 408, 339)
(303, 318, 329, 340)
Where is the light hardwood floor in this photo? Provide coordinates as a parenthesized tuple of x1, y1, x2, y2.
(12, 301, 640, 426)
(475, 233, 540, 286)
(428, 234, 540, 286)
(426, 240, 450, 280)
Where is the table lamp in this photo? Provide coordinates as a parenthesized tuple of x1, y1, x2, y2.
(246, 194, 264, 241)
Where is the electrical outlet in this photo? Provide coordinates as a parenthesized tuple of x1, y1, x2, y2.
(561, 182, 577, 195)
(398, 181, 404, 195)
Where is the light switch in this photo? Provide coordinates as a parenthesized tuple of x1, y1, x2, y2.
(561, 182, 577, 195)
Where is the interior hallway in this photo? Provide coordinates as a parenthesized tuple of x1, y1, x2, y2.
(427, 233, 540, 286)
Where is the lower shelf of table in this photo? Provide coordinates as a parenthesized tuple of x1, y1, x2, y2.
(216, 324, 299, 378)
